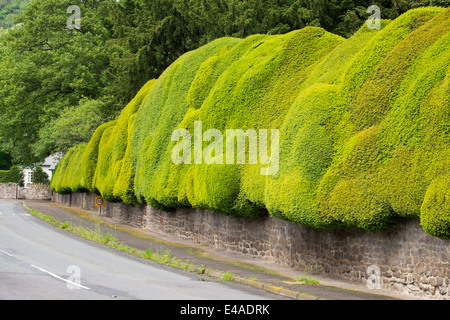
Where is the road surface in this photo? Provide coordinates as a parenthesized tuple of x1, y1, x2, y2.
(0, 200, 280, 300)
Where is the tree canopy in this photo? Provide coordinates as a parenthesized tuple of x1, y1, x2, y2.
(0, 0, 448, 165)
(0, 0, 30, 29)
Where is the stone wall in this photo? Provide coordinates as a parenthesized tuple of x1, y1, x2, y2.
(53, 192, 450, 300)
(0, 183, 52, 200)
(24, 184, 52, 200)
(0, 183, 20, 199)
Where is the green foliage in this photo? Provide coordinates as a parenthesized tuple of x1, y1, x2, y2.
(112, 113, 139, 204)
(1, 0, 447, 164)
(31, 166, 49, 184)
(81, 121, 117, 194)
(112, 81, 158, 204)
(0, 165, 23, 185)
(109, 0, 436, 120)
(93, 79, 156, 203)
(51, 144, 88, 194)
(34, 98, 105, 160)
(315, 8, 450, 234)
(51, 8, 450, 239)
(421, 173, 450, 240)
(0, 150, 12, 170)
(131, 36, 242, 210)
(53, 79, 156, 200)
(350, 7, 448, 130)
(0, 0, 112, 164)
(0, 0, 30, 29)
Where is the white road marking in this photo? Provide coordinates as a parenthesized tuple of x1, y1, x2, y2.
(0, 249, 13, 257)
(0, 250, 90, 290)
(31, 264, 91, 290)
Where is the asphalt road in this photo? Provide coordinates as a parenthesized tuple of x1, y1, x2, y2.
(0, 200, 281, 300)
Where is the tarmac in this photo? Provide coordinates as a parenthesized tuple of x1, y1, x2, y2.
(21, 199, 416, 300)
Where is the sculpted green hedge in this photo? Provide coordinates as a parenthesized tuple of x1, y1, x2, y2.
(51, 8, 450, 239)
(51, 143, 87, 194)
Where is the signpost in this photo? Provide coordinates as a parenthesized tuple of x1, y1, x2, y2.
(95, 197, 105, 215)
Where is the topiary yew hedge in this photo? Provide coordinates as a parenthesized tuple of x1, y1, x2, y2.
(51, 8, 450, 239)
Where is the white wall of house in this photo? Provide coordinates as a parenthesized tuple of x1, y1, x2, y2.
(23, 168, 33, 188)
(22, 154, 60, 188)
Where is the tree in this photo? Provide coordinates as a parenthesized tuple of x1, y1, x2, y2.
(0, 0, 113, 165)
(0, 0, 30, 29)
(0, 0, 447, 166)
(33, 98, 105, 160)
(31, 166, 49, 184)
(0, 150, 13, 170)
(108, 0, 444, 107)
(0, 165, 24, 185)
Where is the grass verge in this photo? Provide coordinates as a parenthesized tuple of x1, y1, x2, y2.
(23, 203, 319, 300)
(24, 206, 204, 274)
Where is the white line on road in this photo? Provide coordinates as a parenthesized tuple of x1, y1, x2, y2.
(0, 250, 90, 290)
(31, 265, 91, 290)
(0, 249, 13, 257)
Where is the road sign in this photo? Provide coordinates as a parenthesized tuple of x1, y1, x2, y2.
(95, 197, 105, 207)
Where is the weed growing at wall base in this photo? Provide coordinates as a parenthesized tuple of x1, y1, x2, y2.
(24, 205, 205, 274)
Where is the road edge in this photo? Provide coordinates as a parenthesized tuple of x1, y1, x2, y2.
(21, 201, 321, 300)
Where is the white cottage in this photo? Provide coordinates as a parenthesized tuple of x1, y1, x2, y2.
(23, 154, 60, 187)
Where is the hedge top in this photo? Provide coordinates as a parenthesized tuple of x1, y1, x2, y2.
(51, 8, 450, 239)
